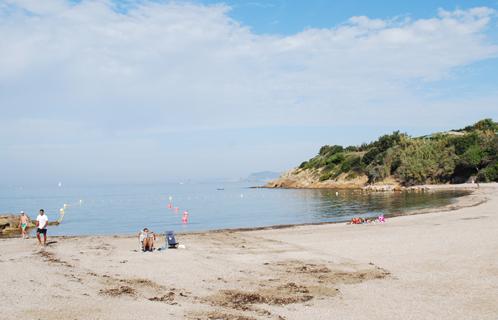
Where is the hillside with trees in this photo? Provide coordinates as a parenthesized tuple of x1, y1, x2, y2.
(267, 119, 498, 188)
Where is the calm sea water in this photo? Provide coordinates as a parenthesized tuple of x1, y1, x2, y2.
(0, 182, 468, 236)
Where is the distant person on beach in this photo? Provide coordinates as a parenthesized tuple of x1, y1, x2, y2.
(36, 209, 48, 246)
(18, 211, 30, 239)
(138, 228, 156, 252)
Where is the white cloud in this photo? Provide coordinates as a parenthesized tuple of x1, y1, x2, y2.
(0, 1, 497, 182)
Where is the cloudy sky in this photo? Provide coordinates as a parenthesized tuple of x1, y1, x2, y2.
(1, 0, 498, 186)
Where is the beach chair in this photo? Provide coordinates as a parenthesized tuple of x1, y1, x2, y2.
(166, 230, 179, 249)
(157, 231, 180, 251)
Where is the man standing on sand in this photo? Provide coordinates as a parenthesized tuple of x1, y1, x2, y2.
(36, 209, 48, 246)
(18, 211, 30, 239)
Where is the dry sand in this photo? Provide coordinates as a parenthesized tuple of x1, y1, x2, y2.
(1, 184, 497, 320)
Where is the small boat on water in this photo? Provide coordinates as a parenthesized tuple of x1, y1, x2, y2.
(216, 188, 225, 191)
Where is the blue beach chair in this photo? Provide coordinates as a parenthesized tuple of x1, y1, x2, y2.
(166, 231, 179, 248)
(159, 231, 179, 250)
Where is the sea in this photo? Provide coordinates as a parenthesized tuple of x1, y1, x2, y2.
(0, 182, 468, 236)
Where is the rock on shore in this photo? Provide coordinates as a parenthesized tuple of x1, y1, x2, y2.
(0, 214, 59, 236)
(0, 214, 34, 235)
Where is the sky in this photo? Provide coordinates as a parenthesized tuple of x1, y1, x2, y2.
(1, 0, 498, 186)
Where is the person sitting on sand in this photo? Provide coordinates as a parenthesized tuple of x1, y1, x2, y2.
(350, 217, 362, 224)
(18, 211, 30, 239)
(36, 209, 48, 246)
(138, 228, 156, 252)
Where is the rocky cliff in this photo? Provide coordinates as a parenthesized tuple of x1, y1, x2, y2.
(266, 168, 369, 189)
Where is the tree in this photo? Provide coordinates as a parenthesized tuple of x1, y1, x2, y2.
(459, 145, 484, 176)
(394, 140, 457, 185)
(319, 145, 343, 156)
(464, 118, 498, 132)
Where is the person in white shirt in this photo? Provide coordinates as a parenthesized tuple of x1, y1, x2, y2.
(138, 228, 156, 252)
(36, 209, 49, 246)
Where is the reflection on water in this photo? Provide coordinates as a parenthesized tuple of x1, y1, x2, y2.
(0, 183, 469, 236)
(293, 188, 468, 220)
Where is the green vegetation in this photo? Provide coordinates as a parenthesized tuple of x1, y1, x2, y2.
(298, 119, 498, 186)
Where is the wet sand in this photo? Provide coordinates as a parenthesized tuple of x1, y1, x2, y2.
(0, 184, 497, 320)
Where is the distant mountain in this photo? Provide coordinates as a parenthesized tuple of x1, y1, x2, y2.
(267, 119, 498, 188)
(246, 171, 281, 182)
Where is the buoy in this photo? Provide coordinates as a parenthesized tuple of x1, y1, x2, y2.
(167, 203, 173, 209)
(335, 192, 339, 196)
(182, 211, 189, 224)
(79, 199, 83, 205)
(168, 196, 173, 202)
(63, 203, 68, 208)
(58, 208, 65, 223)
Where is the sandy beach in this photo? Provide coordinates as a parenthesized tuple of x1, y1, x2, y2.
(1, 184, 497, 320)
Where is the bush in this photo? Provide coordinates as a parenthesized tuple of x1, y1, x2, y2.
(373, 131, 405, 152)
(367, 165, 389, 183)
(319, 171, 333, 181)
(319, 145, 343, 156)
(345, 145, 359, 152)
(325, 152, 345, 166)
(358, 143, 370, 151)
(464, 119, 498, 132)
(477, 162, 498, 182)
(394, 140, 457, 185)
(448, 132, 480, 155)
(361, 147, 380, 165)
(319, 169, 341, 181)
(459, 144, 484, 170)
(340, 155, 362, 173)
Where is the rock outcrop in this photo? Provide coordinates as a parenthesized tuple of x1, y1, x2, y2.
(266, 168, 369, 189)
(0, 214, 35, 236)
(0, 214, 60, 236)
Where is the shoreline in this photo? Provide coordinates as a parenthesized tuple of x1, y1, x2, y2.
(218, 184, 491, 234)
(259, 181, 484, 191)
(1, 183, 488, 239)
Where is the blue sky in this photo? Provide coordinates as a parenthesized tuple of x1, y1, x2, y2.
(1, 0, 498, 185)
(107, 0, 498, 34)
(202, 0, 498, 34)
